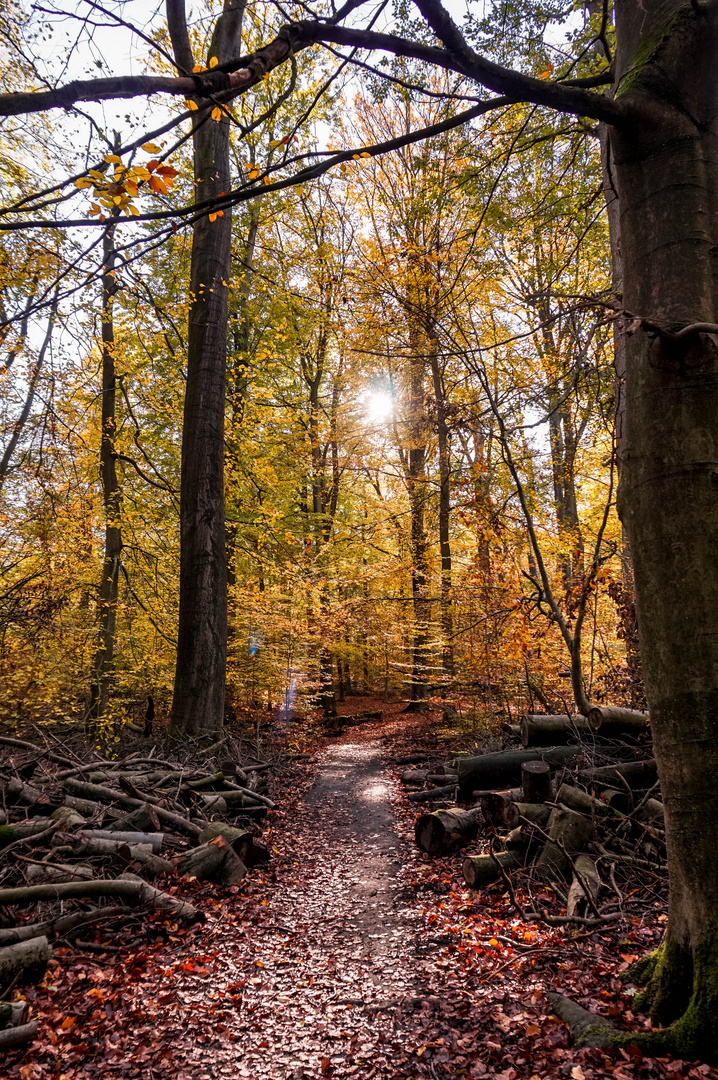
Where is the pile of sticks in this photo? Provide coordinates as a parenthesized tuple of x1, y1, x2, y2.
(0, 731, 280, 1048)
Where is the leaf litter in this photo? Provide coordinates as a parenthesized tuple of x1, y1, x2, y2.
(3, 709, 718, 1080)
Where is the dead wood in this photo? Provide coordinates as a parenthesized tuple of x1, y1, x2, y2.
(414, 807, 482, 856)
(0, 936, 51, 984)
(0, 1021, 38, 1048)
(463, 850, 523, 889)
(175, 836, 247, 884)
(520, 715, 591, 747)
(535, 808, 595, 879)
(521, 760, 552, 803)
(0, 879, 203, 923)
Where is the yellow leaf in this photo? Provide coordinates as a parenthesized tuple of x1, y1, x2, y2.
(248, 168, 259, 180)
(129, 204, 140, 216)
(88, 169, 106, 181)
(192, 64, 203, 73)
(74, 178, 91, 189)
(104, 154, 122, 164)
(263, 176, 271, 185)
(488, 937, 499, 947)
(211, 107, 222, 122)
(125, 181, 138, 197)
(113, 195, 123, 205)
(133, 167, 151, 181)
(209, 56, 218, 68)
(360, 151, 371, 158)
(185, 99, 198, 111)
(416, 1046, 426, 1057)
(141, 142, 161, 153)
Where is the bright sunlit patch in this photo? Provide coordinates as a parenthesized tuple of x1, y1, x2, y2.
(366, 391, 393, 423)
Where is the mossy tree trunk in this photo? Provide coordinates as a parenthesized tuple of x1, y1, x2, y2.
(608, 0, 718, 1056)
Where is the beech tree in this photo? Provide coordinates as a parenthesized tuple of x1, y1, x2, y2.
(1, 0, 718, 1054)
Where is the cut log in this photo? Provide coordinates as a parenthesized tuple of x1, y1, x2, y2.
(520, 715, 591, 747)
(25, 862, 94, 884)
(198, 793, 228, 814)
(63, 779, 202, 838)
(598, 787, 630, 813)
(556, 783, 620, 819)
(0, 936, 51, 985)
(0, 1021, 38, 1048)
(401, 770, 429, 786)
(567, 855, 601, 916)
(67, 839, 174, 877)
(0, 1000, 29, 1029)
(0, 905, 129, 946)
(414, 807, 482, 856)
(462, 850, 522, 889)
(478, 789, 522, 826)
(457, 747, 580, 796)
(586, 706, 650, 735)
(577, 759, 657, 790)
(0, 879, 203, 923)
(3, 778, 43, 808)
(79, 830, 164, 853)
(0, 819, 56, 848)
(535, 808, 595, 879)
(502, 802, 551, 830)
(198, 823, 270, 868)
(521, 760, 552, 803)
(175, 837, 247, 885)
(634, 797, 664, 824)
(407, 784, 457, 803)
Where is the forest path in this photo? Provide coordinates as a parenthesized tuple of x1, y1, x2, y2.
(203, 737, 437, 1078)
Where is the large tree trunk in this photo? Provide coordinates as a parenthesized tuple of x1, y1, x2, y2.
(89, 223, 122, 720)
(169, 0, 245, 737)
(610, 0, 718, 1052)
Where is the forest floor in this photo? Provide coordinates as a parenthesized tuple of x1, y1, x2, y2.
(4, 704, 718, 1080)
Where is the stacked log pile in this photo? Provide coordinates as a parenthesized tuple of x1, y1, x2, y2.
(0, 734, 281, 1048)
(407, 712, 661, 923)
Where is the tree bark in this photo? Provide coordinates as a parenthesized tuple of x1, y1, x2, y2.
(169, 0, 245, 737)
(520, 714, 591, 747)
(535, 807, 595, 879)
(89, 221, 122, 721)
(606, 1, 718, 1050)
(0, 937, 51, 985)
(462, 850, 522, 889)
(0, 879, 203, 923)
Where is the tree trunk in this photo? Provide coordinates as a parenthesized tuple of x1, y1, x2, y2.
(89, 222, 122, 721)
(169, 0, 245, 737)
(607, 1, 718, 1050)
(428, 329, 453, 679)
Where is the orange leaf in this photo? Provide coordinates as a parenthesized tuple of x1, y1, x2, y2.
(149, 175, 168, 195)
(156, 165, 178, 178)
(60, 1016, 76, 1030)
(525, 1023, 540, 1037)
(146, 159, 160, 172)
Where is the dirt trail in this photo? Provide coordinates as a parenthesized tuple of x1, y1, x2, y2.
(202, 737, 437, 1078)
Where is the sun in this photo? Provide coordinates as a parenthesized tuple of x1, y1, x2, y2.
(366, 391, 393, 423)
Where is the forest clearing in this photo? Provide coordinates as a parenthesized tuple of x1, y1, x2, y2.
(1, 0, 718, 1072)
